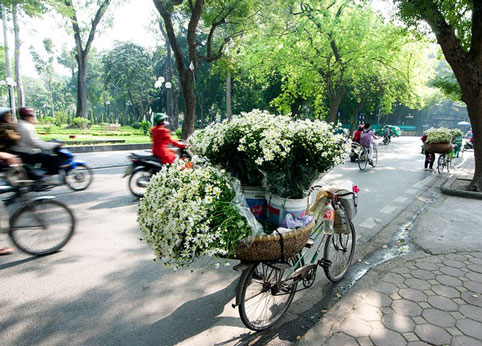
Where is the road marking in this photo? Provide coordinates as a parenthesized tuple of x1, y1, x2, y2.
(380, 205, 397, 214)
(359, 217, 381, 229)
(405, 188, 418, 195)
(394, 197, 407, 203)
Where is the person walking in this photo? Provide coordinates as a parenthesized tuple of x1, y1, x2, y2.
(421, 132, 435, 171)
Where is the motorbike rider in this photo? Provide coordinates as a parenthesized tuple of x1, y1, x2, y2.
(352, 125, 363, 143)
(12, 107, 62, 175)
(383, 125, 391, 143)
(0, 107, 20, 153)
(360, 123, 378, 166)
(151, 113, 185, 164)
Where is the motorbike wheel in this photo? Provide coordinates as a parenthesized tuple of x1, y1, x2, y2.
(128, 169, 153, 198)
(65, 164, 94, 191)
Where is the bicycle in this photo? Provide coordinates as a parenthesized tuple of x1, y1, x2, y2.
(0, 166, 76, 255)
(437, 152, 452, 174)
(233, 188, 357, 331)
(358, 146, 378, 171)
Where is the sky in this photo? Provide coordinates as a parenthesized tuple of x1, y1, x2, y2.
(5, 0, 394, 78)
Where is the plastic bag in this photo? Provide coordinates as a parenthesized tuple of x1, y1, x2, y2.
(231, 178, 264, 240)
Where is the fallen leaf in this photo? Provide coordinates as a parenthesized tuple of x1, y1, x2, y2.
(321, 310, 327, 313)
(336, 293, 342, 298)
(382, 245, 388, 249)
(473, 295, 479, 298)
(364, 261, 370, 265)
(296, 336, 302, 341)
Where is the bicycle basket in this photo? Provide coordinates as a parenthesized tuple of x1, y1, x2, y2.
(233, 220, 315, 261)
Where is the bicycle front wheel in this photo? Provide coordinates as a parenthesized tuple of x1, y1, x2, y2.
(372, 147, 378, 167)
(437, 155, 445, 174)
(238, 260, 298, 331)
(323, 220, 356, 282)
(358, 150, 368, 171)
(65, 163, 93, 191)
(9, 199, 75, 256)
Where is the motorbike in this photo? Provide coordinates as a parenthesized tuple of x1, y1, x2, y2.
(349, 142, 362, 162)
(125, 146, 193, 198)
(1, 142, 93, 204)
(464, 140, 474, 151)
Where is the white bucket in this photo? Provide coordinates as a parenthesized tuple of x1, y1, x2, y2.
(266, 193, 308, 226)
(242, 186, 267, 222)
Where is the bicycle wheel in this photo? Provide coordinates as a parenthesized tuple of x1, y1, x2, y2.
(323, 220, 356, 282)
(437, 155, 445, 174)
(65, 163, 93, 191)
(128, 169, 152, 198)
(372, 147, 378, 167)
(238, 259, 298, 331)
(358, 150, 368, 171)
(9, 199, 75, 256)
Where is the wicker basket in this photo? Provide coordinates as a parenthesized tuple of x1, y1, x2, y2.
(424, 142, 453, 154)
(232, 220, 315, 261)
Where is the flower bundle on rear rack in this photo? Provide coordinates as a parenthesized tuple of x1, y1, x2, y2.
(189, 109, 349, 199)
(424, 127, 454, 154)
(137, 161, 263, 268)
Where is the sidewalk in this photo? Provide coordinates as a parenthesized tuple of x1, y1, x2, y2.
(303, 155, 482, 346)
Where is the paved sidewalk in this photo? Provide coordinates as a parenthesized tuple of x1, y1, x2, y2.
(303, 155, 482, 346)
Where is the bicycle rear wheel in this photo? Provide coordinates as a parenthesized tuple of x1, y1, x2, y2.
(9, 199, 75, 255)
(238, 259, 298, 331)
(323, 220, 356, 282)
(65, 163, 93, 191)
(358, 150, 368, 171)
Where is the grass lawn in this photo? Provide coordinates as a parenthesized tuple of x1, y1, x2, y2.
(36, 124, 154, 145)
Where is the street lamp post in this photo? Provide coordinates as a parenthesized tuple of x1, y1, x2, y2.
(106, 100, 110, 123)
(155, 76, 173, 128)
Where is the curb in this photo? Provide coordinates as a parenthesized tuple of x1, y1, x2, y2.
(64, 143, 151, 153)
(441, 176, 482, 200)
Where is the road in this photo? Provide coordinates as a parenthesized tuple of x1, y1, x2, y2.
(0, 137, 460, 346)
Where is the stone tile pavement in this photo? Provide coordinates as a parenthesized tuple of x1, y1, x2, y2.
(303, 251, 482, 345)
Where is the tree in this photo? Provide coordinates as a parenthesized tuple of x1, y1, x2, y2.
(153, 0, 255, 139)
(1, 2, 16, 118)
(103, 42, 156, 124)
(30, 38, 56, 117)
(396, 0, 482, 191)
(60, 0, 113, 119)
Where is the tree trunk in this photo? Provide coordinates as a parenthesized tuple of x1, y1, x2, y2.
(180, 72, 195, 139)
(173, 88, 179, 129)
(226, 70, 232, 119)
(327, 84, 344, 123)
(465, 97, 482, 191)
(12, 2, 24, 109)
(76, 54, 88, 118)
(1, 4, 16, 120)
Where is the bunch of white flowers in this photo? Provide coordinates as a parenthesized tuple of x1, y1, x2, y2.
(425, 128, 453, 144)
(189, 110, 349, 198)
(137, 161, 254, 268)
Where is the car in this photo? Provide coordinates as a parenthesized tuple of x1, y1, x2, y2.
(375, 125, 401, 137)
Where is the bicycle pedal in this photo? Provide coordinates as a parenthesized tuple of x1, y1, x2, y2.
(305, 239, 315, 248)
(318, 258, 332, 269)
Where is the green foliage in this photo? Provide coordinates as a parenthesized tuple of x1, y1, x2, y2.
(131, 122, 141, 129)
(72, 117, 90, 129)
(450, 128, 463, 141)
(140, 121, 151, 136)
(39, 116, 55, 124)
(175, 128, 183, 138)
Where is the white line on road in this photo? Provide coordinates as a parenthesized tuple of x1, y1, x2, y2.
(359, 217, 381, 229)
(380, 205, 398, 214)
(394, 196, 408, 203)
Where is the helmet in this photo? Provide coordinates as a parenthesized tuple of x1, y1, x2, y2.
(19, 107, 35, 119)
(153, 113, 169, 125)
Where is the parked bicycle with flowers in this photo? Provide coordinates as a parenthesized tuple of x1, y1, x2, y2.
(138, 110, 356, 330)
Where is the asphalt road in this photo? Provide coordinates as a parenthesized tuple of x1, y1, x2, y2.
(0, 137, 459, 346)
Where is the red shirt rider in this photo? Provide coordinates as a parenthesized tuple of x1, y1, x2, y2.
(353, 125, 363, 143)
(151, 113, 185, 164)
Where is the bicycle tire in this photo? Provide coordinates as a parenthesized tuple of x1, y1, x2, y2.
(358, 150, 368, 171)
(372, 147, 378, 167)
(238, 258, 298, 331)
(323, 220, 356, 282)
(65, 163, 94, 191)
(9, 198, 75, 256)
(437, 155, 445, 174)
